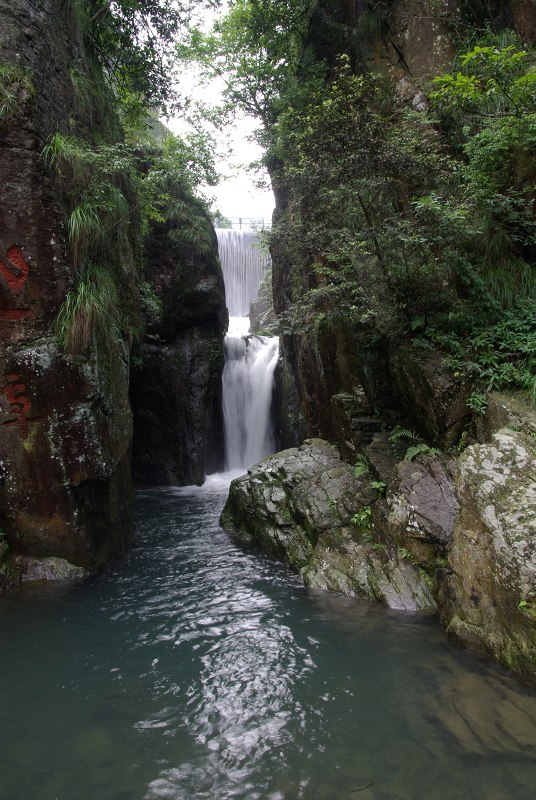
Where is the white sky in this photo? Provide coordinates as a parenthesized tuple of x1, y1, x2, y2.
(166, 112, 275, 225)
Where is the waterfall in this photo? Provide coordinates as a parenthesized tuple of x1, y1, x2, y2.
(223, 333, 279, 470)
(216, 229, 270, 316)
(216, 229, 279, 472)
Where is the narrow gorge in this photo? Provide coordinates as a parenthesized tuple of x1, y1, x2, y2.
(1, 1, 536, 798)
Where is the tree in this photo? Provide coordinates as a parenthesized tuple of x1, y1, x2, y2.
(177, 0, 317, 132)
(75, 0, 217, 114)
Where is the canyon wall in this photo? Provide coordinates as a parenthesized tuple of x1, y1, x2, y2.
(0, 0, 226, 587)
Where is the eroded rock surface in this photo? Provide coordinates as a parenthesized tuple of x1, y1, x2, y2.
(0, 0, 134, 578)
(221, 439, 436, 611)
(440, 429, 536, 682)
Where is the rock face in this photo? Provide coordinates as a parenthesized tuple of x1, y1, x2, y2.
(221, 424, 536, 683)
(440, 430, 536, 682)
(221, 439, 437, 611)
(0, 0, 134, 574)
(249, 270, 278, 335)
(130, 204, 227, 486)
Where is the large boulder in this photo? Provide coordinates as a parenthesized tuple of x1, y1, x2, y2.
(440, 429, 536, 682)
(221, 439, 436, 611)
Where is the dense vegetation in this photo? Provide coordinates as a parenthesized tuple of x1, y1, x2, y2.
(181, 0, 536, 403)
(8, 0, 529, 405)
(37, 0, 219, 356)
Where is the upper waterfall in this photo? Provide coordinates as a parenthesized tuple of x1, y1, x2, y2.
(216, 229, 270, 316)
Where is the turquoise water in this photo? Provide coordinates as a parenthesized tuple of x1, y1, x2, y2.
(1, 479, 536, 800)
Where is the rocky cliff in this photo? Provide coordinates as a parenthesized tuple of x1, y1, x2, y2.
(0, 0, 226, 588)
(0, 0, 134, 584)
(130, 193, 227, 486)
(233, 0, 536, 682)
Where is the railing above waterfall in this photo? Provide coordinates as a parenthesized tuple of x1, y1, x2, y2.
(214, 216, 271, 230)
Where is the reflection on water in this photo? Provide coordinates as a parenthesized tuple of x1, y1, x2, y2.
(1, 480, 536, 800)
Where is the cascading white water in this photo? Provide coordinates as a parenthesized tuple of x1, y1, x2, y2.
(216, 229, 279, 472)
(216, 229, 270, 316)
(223, 328, 279, 470)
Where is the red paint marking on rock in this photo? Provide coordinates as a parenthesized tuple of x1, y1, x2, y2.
(0, 245, 30, 292)
(1, 373, 43, 440)
(0, 309, 30, 321)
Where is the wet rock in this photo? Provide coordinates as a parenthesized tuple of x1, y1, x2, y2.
(130, 200, 227, 485)
(1, 339, 133, 567)
(440, 429, 536, 682)
(387, 455, 458, 568)
(273, 336, 305, 450)
(249, 270, 278, 335)
(221, 439, 435, 611)
(330, 392, 383, 463)
(17, 555, 88, 582)
(389, 345, 473, 447)
(476, 391, 536, 443)
(131, 325, 224, 486)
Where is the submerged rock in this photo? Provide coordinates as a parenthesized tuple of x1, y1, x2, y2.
(221, 439, 436, 611)
(440, 429, 536, 682)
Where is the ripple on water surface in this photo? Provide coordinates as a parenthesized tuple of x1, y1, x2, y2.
(1, 480, 536, 800)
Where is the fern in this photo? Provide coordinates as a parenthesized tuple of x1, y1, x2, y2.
(354, 455, 370, 477)
(404, 444, 442, 462)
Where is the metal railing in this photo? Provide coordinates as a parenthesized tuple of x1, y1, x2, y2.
(214, 216, 271, 230)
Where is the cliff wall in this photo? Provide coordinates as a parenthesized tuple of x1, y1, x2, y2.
(130, 197, 227, 486)
(0, 0, 226, 587)
(0, 0, 134, 581)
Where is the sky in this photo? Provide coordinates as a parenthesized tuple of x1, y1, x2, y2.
(200, 117, 275, 226)
(166, 112, 275, 226)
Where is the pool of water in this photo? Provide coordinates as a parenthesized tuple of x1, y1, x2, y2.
(1, 478, 536, 800)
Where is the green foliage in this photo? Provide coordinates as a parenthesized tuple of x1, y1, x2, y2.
(0, 63, 34, 120)
(264, 27, 536, 400)
(388, 426, 419, 458)
(271, 57, 461, 334)
(43, 132, 147, 352)
(404, 444, 442, 462)
(370, 480, 386, 496)
(351, 507, 372, 531)
(432, 299, 536, 399)
(431, 40, 536, 118)
(42, 133, 139, 268)
(398, 546, 417, 565)
(388, 426, 418, 443)
(68, 64, 119, 135)
(177, 0, 316, 132)
(353, 455, 370, 477)
(54, 263, 119, 354)
(139, 281, 163, 329)
(466, 392, 488, 416)
(70, 0, 211, 116)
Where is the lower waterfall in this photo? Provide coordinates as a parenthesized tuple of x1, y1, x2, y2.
(216, 228, 278, 471)
(222, 320, 279, 471)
